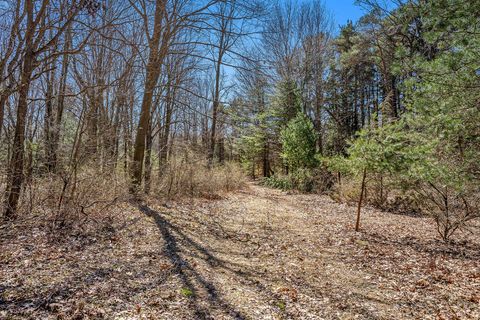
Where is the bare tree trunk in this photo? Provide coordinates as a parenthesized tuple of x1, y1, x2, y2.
(0, 89, 9, 138)
(131, 66, 159, 190)
(208, 52, 223, 166)
(130, 0, 168, 192)
(0, 75, 14, 139)
(263, 139, 270, 177)
(144, 117, 153, 194)
(217, 135, 225, 164)
(208, 1, 234, 166)
(159, 80, 173, 175)
(314, 81, 323, 155)
(51, 28, 72, 172)
(355, 168, 367, 232)
(3, 47, 35, 218)
(3, 0, 82, 218)
(44, 59, 57, 172)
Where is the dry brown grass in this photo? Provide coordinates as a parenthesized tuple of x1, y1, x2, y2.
(7, 166, 129, 238)
(152, 150, 247, 199)
(331, 174, 421, 214)
(1, 150, 247, 238)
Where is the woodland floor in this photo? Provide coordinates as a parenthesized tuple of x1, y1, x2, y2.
(1, 183, 479, 320)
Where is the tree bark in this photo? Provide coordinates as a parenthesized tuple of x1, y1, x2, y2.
(158, 79, 173, 175)
(130, 0, 167, 192)
(3, 47, 35, 219)
(355, 168, 367, 232)
(44, 60, 57, 173)
(144, 117, 153, 194)
(51, 28, 72, 172)
(208, 50, 223, 166)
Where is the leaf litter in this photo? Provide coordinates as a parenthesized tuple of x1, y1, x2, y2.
(1, 183, 479, 319)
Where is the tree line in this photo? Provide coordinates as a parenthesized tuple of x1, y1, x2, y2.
(0, 0, 479, 241)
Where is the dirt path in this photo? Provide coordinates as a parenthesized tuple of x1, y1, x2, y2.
(1, 183, 479, 319)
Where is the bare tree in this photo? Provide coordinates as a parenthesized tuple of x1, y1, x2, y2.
(3, 0, 94, 218)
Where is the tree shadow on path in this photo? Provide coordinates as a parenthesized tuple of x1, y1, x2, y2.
(138, 204, 246, 320)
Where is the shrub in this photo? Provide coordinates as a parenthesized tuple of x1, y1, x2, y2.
(413, 183, 480, 241)
(338, 116, 480, 240)
(9, 165, 129, 238)
(280, 113, 318, 170)
(153, 148, 247, 199)
(263, 175, 292, 191)
(263, 167, 334, 193)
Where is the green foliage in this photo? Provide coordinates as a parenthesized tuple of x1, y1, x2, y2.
(237, 131, 263, 174)
(264, 170, 315, 192)
(289, 168, 316, 192)
(264, 167, 333, 193)
(233, 106, 274, 176)
(272, 80, 302, 127)
(320, 155, 351, 175)
(263, 175, 293, 191)
(346, 124, 431, 177)
(180, 287, 194, 297)
(395, 0, 480, 191)
(338, 0, 480, 240)
(280, 113, 318, 170)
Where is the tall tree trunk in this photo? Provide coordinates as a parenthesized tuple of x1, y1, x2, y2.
(0, 88, 10, 138)
(51, 29, 72, 172)
(217, 135, 225, 164)
(130, 0, 166, 191)
(158, 82, 173, 175)
(208, 60, 222, 166)
(144, 117, 153, 193)
(44, 62, 56, 173)
(3, 49, 35, 218)
(383, 75, 398, 123)
(208, 22, 226, 167)
(0, 73, 14, 139)
(262, 139, 270, 178)
(85, 89, 99, 156)
(131, 65, 159, 190)
(314, 81, 323, 154)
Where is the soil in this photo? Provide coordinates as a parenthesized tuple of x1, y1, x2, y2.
(1, 183, 479, 319)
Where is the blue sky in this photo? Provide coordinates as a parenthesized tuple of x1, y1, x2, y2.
(325, 0, 368, 29)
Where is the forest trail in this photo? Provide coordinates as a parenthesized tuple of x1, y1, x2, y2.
(2, 183, 479, 319)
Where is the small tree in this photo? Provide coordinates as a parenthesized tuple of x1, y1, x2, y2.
(237, 133, 263, 179)
(344, 116, 479, 240)
(334, 124, 427, 231)
(280, 113, 318, 171)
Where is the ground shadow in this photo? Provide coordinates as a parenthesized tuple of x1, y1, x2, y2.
(139, 204, 246, 319)
(365, 230, 480, 261)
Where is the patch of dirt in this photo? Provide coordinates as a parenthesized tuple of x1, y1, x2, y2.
(1, 183, 479, 319)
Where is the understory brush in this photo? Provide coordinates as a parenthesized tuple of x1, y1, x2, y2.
(1, 166, 130, 240)
(153, 150, 247, 198)
(263, 163, 478, 242)
(329, 170, 479, 241)
(331, 173, 421, 215)
(263, 168, 333, 193)
(0, 150, 247, 239)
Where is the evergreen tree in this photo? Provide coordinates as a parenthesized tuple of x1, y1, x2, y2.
(280, 113, 318, 170)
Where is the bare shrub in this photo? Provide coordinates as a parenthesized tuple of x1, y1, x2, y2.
(330, 173, 479, 241)
(153, 148, 247, 199)
(330, 177, 360, 205)
(414, 184, 480, 241)
(18, 166, 129, 237)
(331, 174, 420, 214)
(383, 192, 422, 216)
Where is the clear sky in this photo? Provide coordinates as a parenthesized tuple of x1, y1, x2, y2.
(325, 0, 368, 30)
